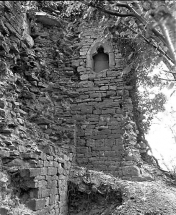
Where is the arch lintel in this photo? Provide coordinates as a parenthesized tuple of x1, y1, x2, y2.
(86, 39, 115, 70)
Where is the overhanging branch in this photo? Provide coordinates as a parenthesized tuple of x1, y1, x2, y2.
(82, 1, 171, 60)
(84, 1, 140, 18)
(123, 23, 174, 65)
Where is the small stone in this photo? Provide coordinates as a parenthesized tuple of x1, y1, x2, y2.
(80, 74, 88, 80)
(48, 167, 57, 175)
(0, 150, 10, 158)
(26, 198, 46, 211)
(0, 109, 6, 118)
(0, 100, 5, 109)
(29, 168, 41, 177)
(23, 33, 34, 48)
(0, 172, 8, 183)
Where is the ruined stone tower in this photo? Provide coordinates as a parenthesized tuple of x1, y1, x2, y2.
(0, 2, 154, 215)
(71, 21, 148, 180)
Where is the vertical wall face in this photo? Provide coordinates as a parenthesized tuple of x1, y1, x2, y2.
(19, 153, 71, 215)
(72, 24, 134, 176)
(0, 2, 76, 214)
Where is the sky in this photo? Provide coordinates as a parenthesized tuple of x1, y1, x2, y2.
(145, 63, 176, 171)
(146, 93, 176, 170)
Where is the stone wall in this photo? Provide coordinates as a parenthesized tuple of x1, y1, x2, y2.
(0, 2, 76, 214)
(2, 151, 71, 215)
(0, 2, 153, 214)
(71, 22, 147, 179)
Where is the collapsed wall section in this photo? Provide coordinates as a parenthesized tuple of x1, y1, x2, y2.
(0, 2, 77, 214)
(0, 3, 154, 215)
(1, 151, 71, 215)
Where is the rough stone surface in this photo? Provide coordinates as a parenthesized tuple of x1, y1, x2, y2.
(72, 21, 145, 179)
(0, 2, 152, 215)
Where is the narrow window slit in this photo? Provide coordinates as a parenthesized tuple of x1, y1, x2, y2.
(93, 47, 109, 72)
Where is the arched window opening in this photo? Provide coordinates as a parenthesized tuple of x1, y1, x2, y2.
(93, 47, 109, 72)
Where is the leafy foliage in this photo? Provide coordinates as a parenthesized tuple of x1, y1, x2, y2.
(23, 0, 176, 135)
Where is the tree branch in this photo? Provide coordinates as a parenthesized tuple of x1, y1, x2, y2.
(158, 17, 176, 64)
(83, 1, 135, 18)
(158, 77, 176, 81)
(161, 70, 176, 75)
(123, 23, 174, 65)
(83, 1, 170, 60)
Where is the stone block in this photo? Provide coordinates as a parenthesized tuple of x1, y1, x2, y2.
(111, 134, 122, 139)
(115, 59, 122, 67)
(102, 109, 115, 114)
(88, 74, 96, 80)
(76, 147, 88, 154)
(0, 100, 5, 109)
(72, 59, 80, 67)
(29, 168, 41, 177)
(76, 153, 85, 158)
(92, 135, 107, 140)
(99, 86, 108, 91)
(104, 151, 116, 157)
(103, 146, 112, 151)
(90, 93, 101, 98)
(107, 71, 117, 76)
(45, 197, 50, 207)
(107, 120, 119, 126)
(23, 179, 38, 188)
(0, 150, 10, 158)
(48, 161, 54, 166)
(41, 189, 50, 198)
(80, 95, 89, 99)
(39, 152, 47, 160)
(27, 198, 46, 211)
(77, 130, 85, 137)
(79, 80, 94, 88)
(104, 139, 116, 146)
(58, 175, 67, 180)
(93, 109, 101, 114)
(80, 106, 92, 114)
(35, 208, 50, 215)
(37, 160, 43, 167)
(0, 109, 6, 118)
(40, 167, 47, 175)
(48, 167, 57, 175)
(64, 161, 71, 170)
(44, 160, 50, 167)
(85, 130, 93, 136)
(54, 161, 59, 167)
(80, 51, 87, 56)
(80, 74, 88, 80)
(49, 194, 56, 205)
(30, 189, 42, 199)
(80, 48, 88, 52)
(107, 90, 116, 96)
(96, 71, 106, 78)
(76, 157, 88, 164)
(109, 126, 119, 131)
(57, 163, 64, 174)
(77, 66, 86, 72)
(38, 180, 47, 188)
(121, 166, 141, 177)
(109, 86, 117, 90)
(88, 115, 99, 121)
(97, 129, 111, 135)
(35, 175, 45, 180)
